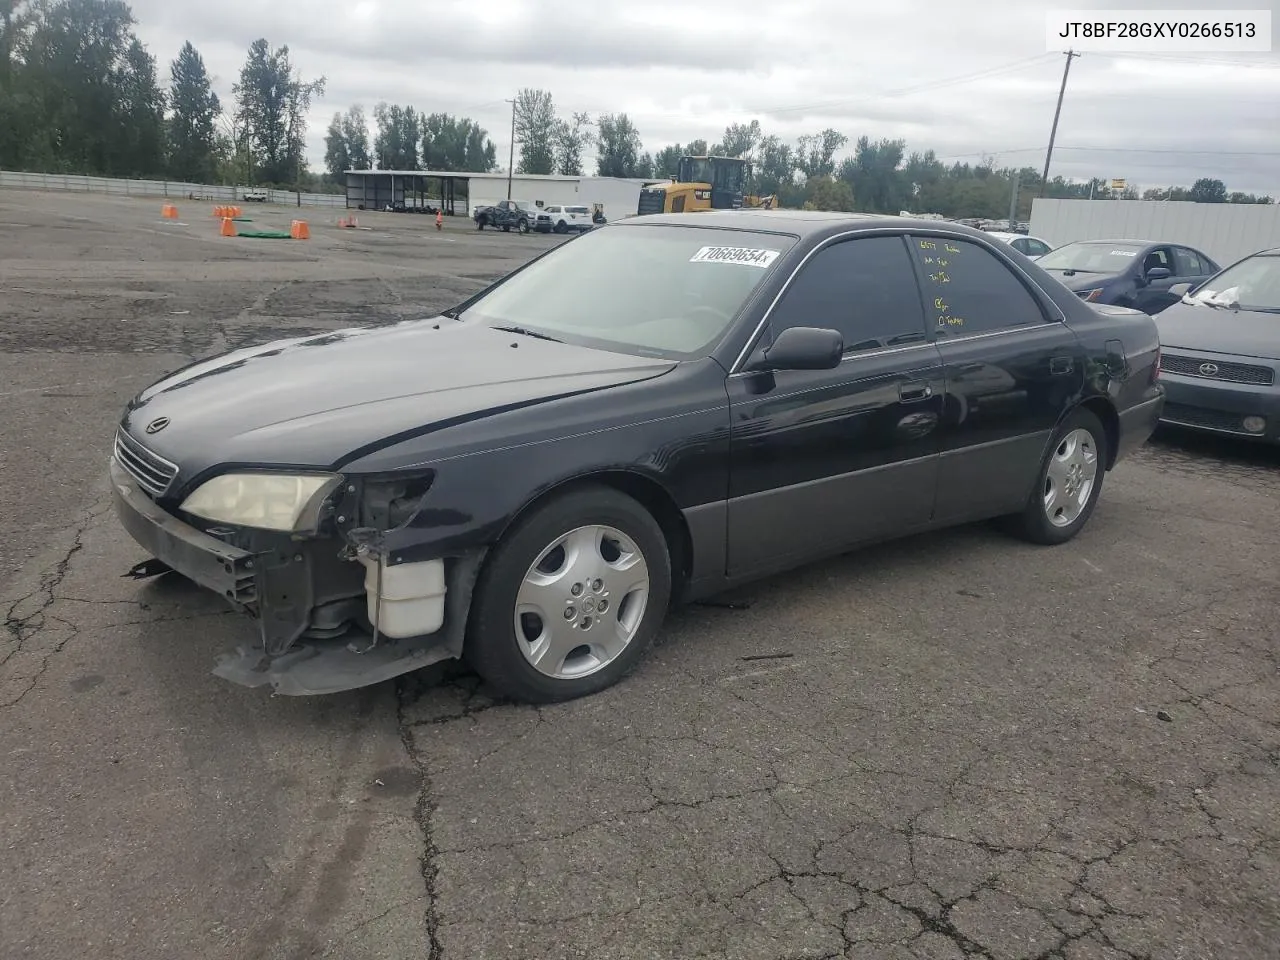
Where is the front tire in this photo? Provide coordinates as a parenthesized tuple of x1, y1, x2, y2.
(517, 218, 530, 234)
(464, 486, 672, 704)
(1007, 407, 1106, 545)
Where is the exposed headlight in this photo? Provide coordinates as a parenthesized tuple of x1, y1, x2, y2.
(1078, 288, 1104, 302)
(181, 472, 342, 533)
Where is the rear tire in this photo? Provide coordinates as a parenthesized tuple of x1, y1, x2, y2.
(1006, 407, 1107, 545)
(464, 486, 672, 704)
(476, 217, 486, 230)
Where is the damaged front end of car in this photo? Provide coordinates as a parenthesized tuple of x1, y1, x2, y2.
(112, 445, 486, 695)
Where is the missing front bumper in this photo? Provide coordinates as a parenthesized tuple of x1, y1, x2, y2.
(110, 459, 488, 694)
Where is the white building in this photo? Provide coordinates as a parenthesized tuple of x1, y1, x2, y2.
(345, 169, 660, 221)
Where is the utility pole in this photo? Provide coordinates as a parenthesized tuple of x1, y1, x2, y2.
(506, 98, 516, 200)
(1038, 49, 1080, 199)
(1008, 174, 1020, 227)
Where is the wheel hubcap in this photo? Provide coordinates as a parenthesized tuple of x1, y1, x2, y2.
(1043, 428, 1099, 527)
(515, 524, 650, 680)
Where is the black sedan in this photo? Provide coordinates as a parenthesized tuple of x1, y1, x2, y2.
(1036, 239, 1219, 314)
(1153, 246, 1280, 444)
(109, 211, 1164, 702)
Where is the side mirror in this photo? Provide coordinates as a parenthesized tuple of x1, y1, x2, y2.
(1169, 282, 1192, 298)
(752, 326, 844, 371)
(1146, 266, 1172, 281)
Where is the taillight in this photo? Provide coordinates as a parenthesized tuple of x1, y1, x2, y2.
(1152, 346, 1161, 382)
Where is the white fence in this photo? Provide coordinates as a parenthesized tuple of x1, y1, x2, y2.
(1029, 198, 1280, 267)
(0, 170, 348, 208)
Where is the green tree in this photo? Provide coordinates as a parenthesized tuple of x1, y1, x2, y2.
(513, 87, 556, 174)
(233, 38, 324, 185)
(372, 102, 420, 169)
(342, 105, 371, 170)
(166, 41, 219, 182)
(421, 113, 496, 171)
(840, 136, 907, 213)
(323, 111, 350, 181)
(1189, 177, 1227, 203)
(795, 129, 847, 179)
(118, 34, 165, 176)
(595, 112, 646, 177)
(803, 175, 855, 211)
(754, 135, 796, 195)
(652, 144, 682, 178)
(718, 119, 762, 160)
(553, 111, 592, 176)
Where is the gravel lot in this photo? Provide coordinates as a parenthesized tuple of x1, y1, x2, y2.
(2, 189, 1278, 960)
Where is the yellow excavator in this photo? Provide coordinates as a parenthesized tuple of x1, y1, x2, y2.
(637, 155, 776, 215)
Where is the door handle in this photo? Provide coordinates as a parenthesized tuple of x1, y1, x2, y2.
(1050, 356, 1073, 376)
(898, 382, 933, 402)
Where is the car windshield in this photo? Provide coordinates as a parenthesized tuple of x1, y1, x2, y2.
(516, 201, 538, 212)
(456, 224, 796, 359)
(1036, 242, 1144, 273)
(567, 206, 589, 214)
(1187, 253, 1280, 313)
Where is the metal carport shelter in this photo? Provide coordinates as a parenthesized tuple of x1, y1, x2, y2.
(345, 170, 467, 215)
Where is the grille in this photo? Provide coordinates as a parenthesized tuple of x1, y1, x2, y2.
(637, 189, 666, 215)
(114, 428, 178, 497)
(1159, 353, 1275, 386)
(1161, 403, 1255, 434)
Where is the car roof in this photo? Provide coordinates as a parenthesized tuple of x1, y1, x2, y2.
(1064, 238, 1159, 246)
(614, 209, 1004, 241)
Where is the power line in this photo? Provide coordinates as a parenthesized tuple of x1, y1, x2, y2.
(1087, 51, 1280, 69)
(748, 53, 1056, 117)
(556, 53, 1057, 122)
(947, 146, 1279, 159)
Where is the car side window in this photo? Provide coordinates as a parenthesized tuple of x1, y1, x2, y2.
(1010, 238, 1030, 254)
(1143, 247, 1172, 273)
(1026, 239, 1050, 256)
(766, 235, 928, 353)
(1172, 247, 1202, 276)
(908, 236, 1047, 337)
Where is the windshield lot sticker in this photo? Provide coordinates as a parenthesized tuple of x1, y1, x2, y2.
(690, 246, 780, 268)
(1109, 250, 1138, 256)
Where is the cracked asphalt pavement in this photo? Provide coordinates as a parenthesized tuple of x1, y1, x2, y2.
(2, 190, 1278, 960)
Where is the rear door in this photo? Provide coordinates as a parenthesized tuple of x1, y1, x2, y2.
(905, 233, 1086, 525)
(1172, 245, 1218, 292)
(726, 233, 945, 578)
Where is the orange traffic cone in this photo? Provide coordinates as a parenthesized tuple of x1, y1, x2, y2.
(220, 217, 237, 237)
(161, 203, 178, 219)
(290, 220, 310, 240)
(435, 210, 443, 231)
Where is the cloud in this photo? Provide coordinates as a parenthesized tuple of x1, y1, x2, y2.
(127, 0, 1280, 194)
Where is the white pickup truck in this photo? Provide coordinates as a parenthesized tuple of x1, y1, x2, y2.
(533, 203, 595, 234)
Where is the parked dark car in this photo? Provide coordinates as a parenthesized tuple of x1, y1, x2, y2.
(1036, 239, 1219, 314)
(473, 199, 538, 234)
(109, 211, 1164, 702)
(1152, 246, 1280, 444)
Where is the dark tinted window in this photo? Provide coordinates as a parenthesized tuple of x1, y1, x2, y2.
(909, 236, 1046, 336)
(1172, 247, 1201, 276)
(1025, 239, 1051, 256)
(768, 236, 927, 352)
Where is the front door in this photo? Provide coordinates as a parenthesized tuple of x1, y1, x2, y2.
(1133, 244, 1179, 313)
(726, 234, 945, 579)
(904, 233, 1086, 524)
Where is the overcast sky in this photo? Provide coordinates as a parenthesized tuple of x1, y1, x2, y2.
(127, 0, 1280, 195)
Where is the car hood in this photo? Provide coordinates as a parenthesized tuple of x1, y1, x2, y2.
(1043, 269, 1121, 292)
(121, 318, 676, 477)
(1153, 301, 1280, 361)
